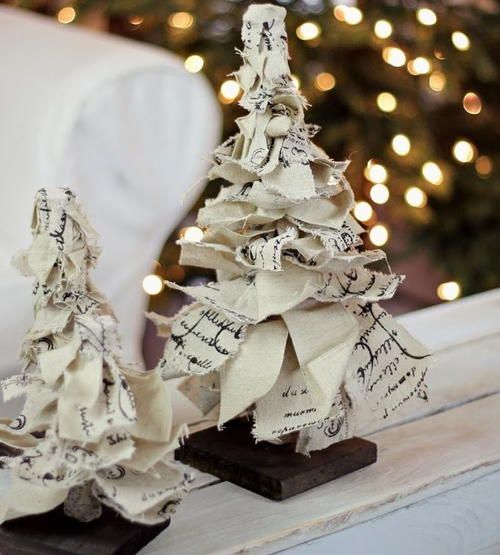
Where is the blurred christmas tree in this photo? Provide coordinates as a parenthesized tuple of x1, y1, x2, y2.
(14, 0, 500, 305)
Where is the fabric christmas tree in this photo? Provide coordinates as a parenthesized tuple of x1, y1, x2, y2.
(154, 4, 430, 455)
(0, 188, 189, 524)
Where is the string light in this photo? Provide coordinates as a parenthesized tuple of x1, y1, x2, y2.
(407, 57, 431, 75)
(462, 92, 482, 115)
(333, 5, 348, 21)
(404, 186, 428, 208)
(296, 21, 321, 41)
(451, 31, 470, 51)
(429, 71, 446, 92)
(370, 183, 390, 204)
(168, 11, 194, 29)
(437, 281, 461, 301)
(391, 134, 411, 156)
(129, 15, 144, 26)
(353, 201, 374, 222)
(376, 92, 397, 113)
(452, 139, 476, 163)
(291, 74, 301, 89)
(421, 161, 443, 185)
(184, 54, 204, 73)
(476, 155, 493, 177)
(57, 6, 76, 24)
(344, 7, 363, 25)
(369, 224, 389, 246)
(382, 46, 406, 67)
(142, 274, 164, 296)
(333, 5, 363, 25)
(179, 226, 204, 242)
(374, 20, 393, 39)
(365, 162, 388, 183)
(416, 8, 437, 26)
(314, 72, 336, 91)
(219, 79, 240, 103)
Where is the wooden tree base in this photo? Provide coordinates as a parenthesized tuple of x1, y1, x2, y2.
(0, 505, 169, 555)
(175, 419, 377, 500)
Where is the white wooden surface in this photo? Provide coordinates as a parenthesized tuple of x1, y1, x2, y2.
(143, 394, 500, 555)
(0, 290, 498, 553)
(287, 470, 500, 555)
(141, 289, 500, 555)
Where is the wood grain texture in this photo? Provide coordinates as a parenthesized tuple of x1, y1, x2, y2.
(141, 392, 500, 555)
(286, 470, 500, 555)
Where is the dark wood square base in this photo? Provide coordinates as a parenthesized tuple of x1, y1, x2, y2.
(175, 419, 377, 500)
(0, 505, 169, 555)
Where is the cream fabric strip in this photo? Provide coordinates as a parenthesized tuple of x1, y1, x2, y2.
(152, 3, 429, 455)
(0, 188, 189, 524)
(219, 319, 288, 426)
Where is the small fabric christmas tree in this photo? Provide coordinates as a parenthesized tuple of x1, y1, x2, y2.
(0, 188, 189, 524)
(155, 4, 429, 455)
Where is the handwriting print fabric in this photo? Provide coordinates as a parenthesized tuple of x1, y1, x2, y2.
(0, 188, 190, 524)
(152, 4, 430, 454)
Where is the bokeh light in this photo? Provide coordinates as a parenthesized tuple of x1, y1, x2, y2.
(452, 31, 471, 51)
(369, 224, 389, 246)
(382, 46, 406, 67)
(374, 20, 393, 39)
(168, 11, 194, 29)
(421, 161, 444, 185)
(353, 201, 374, 222)
(407, 57, 431, 75)
(184, 54, 204, 73)
(180, 226, 204, 242)
(219, 79, 241, 103)
(142, 274, 164, 296)
(57, 6, 76, 24)
(370, 184, 390, 204)
(314, 72, 336, 91)
(365, 162, 388, 183)
(452, 139, 476, 163)
(429, 71, 446, 92)
(475, 155, 493, 177)
(437, 281, 461, 301)
(344, 7, 363, 25)
(462, 92, 482, 115)
(129, 15, 144, 26)
(417, 8, 437, 26)
(404, 187, 428, 208)
(333, 5, 348, 21)
(296, 21, 321, 41)
(377, 92, 397, 112)
(391, 134, 411, 156)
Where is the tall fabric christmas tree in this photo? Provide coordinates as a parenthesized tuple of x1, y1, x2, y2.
(0, 188, 188, 525)
(156, 4, 429, 457)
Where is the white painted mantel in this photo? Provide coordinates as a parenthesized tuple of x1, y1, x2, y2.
(1, 289, 499, 554)
(141, 288, 500, 555)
